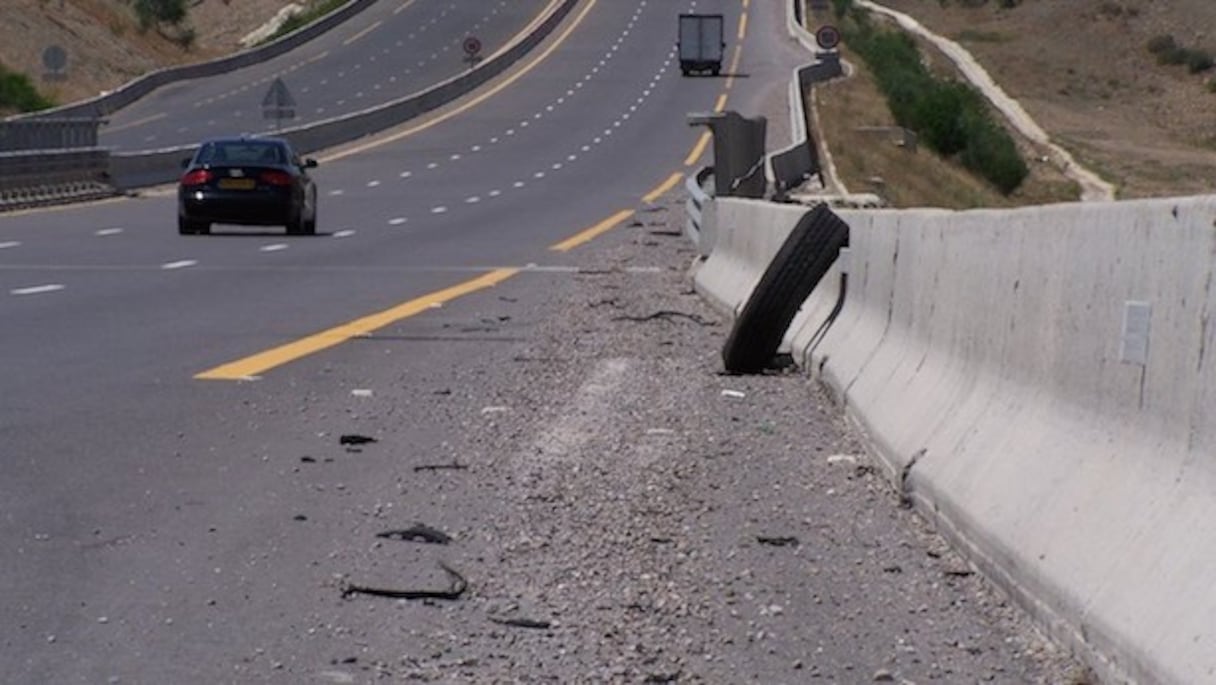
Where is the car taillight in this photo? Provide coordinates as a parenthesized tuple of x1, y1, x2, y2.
(180, 169, 213, 186)
(260, 170, 293, 186)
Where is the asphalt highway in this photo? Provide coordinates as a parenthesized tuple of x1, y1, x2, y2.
(1, 0, 759, 680)
(0, 0, 1092, 679)
(100, 0, 554, 151)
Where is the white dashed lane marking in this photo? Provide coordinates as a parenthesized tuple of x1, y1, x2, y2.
(161, 260, 197, 270)
(95, 228, 123, 236)
(0, 241, 21, 249)
(333, 229, 356, 238)
(259, 244, 289, 252)
(11, 284, 63, 296)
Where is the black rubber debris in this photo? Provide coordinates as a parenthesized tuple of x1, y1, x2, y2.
(341, 563, 467, 601)
(376, 524, 452, 545)
(488, 616, 553, 630)
(756, 535, 800, 547)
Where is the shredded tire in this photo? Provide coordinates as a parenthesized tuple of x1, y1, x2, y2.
(721, 203, 849, 374)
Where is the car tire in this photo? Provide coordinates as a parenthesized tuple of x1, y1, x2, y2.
(303, 192, 317, 235)
(286, 212, 306, 236)
(178, 215, 209, 235)
(720, 203, 850, 374)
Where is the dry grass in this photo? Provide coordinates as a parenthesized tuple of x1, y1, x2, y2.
(812, 45, 1079, 209)
(857, 0, 1216, 199)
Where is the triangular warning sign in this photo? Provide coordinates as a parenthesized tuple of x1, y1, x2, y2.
(262, 77, 296, 109)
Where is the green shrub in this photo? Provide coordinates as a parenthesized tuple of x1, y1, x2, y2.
(130, 0, 187, 30)
(0, 64, 55, 113)
(1157, 45, 1188, 65)
(1186, 48, 1214, 73)
(840, 12, 1028, 194)
(959, 115, 1028, 194)
(1146, 34, 1176, 55)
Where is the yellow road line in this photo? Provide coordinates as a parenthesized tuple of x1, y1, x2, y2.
(684, 131, 712, 166)
(714, 93, 728, 112)
(725, 44, 743, 89)
(104, 112, 166, 134)
(737, 13, 748, 41)
(549, 209, 634, 253)
(195, 269, 519, 380)
(644, 172, 683, 203)
(323, 0, 588, 162)
(343, 19, 383, 46)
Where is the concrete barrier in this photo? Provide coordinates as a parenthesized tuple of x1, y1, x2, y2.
(696, 194, 1216, 684)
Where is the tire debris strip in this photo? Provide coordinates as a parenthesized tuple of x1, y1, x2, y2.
(376, 524, 452, 544)
(341, 562, 467, 601)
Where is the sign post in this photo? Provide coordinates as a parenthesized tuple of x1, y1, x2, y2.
(462, 36, 483, 69)
(42, 45, 68, 82)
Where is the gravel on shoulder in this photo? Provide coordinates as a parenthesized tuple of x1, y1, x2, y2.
(310, 194, 1090, 684)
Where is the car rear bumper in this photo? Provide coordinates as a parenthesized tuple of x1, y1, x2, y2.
(179, 189, 296, 225)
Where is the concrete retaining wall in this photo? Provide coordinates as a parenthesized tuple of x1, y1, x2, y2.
(696, 195, 1216, 685)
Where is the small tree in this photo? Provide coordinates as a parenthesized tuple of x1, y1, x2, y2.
(130, 0, 187, 30)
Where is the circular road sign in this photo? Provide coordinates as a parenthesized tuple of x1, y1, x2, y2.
(462, 36, 482, 57)
(815, 25, 841, 51)
(42, 44, 68, 73)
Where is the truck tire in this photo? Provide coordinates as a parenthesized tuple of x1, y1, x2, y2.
(721, 203, 850, 374)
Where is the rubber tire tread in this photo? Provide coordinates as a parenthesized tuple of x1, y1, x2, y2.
(721, 203, 849, 374)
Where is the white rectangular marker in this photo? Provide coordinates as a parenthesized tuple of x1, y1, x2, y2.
(0, 241, 20, 249)
(161, 260, 198, 270)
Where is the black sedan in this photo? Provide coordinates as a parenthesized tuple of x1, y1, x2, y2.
(177, 136, 319, 235)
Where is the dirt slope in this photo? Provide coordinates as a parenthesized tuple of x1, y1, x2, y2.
(865, 0, 1216, 198)
(0, 0, 293, 109)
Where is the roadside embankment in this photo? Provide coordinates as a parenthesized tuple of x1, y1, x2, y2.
(697, 195, 1216, 685)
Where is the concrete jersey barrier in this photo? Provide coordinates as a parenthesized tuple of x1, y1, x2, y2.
(696, 194, 1216, 684)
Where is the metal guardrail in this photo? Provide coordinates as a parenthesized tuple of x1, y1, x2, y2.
(0, 148, 114, 211)
(0, 118, 104, 152)
(768, 54, 841, 200)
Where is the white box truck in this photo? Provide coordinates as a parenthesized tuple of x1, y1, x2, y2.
(678, 13, 725, 76)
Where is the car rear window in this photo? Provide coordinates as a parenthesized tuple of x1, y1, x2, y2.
(197, 142, 286, 165)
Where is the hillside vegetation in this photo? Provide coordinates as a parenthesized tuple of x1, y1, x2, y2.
(847, 0, 1216, 199)
(0, 0, 294, 113)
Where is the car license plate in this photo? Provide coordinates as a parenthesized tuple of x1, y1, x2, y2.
(218, 178, 256, 190)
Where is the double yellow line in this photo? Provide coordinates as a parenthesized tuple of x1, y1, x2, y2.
(197, 0, 750, 380)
